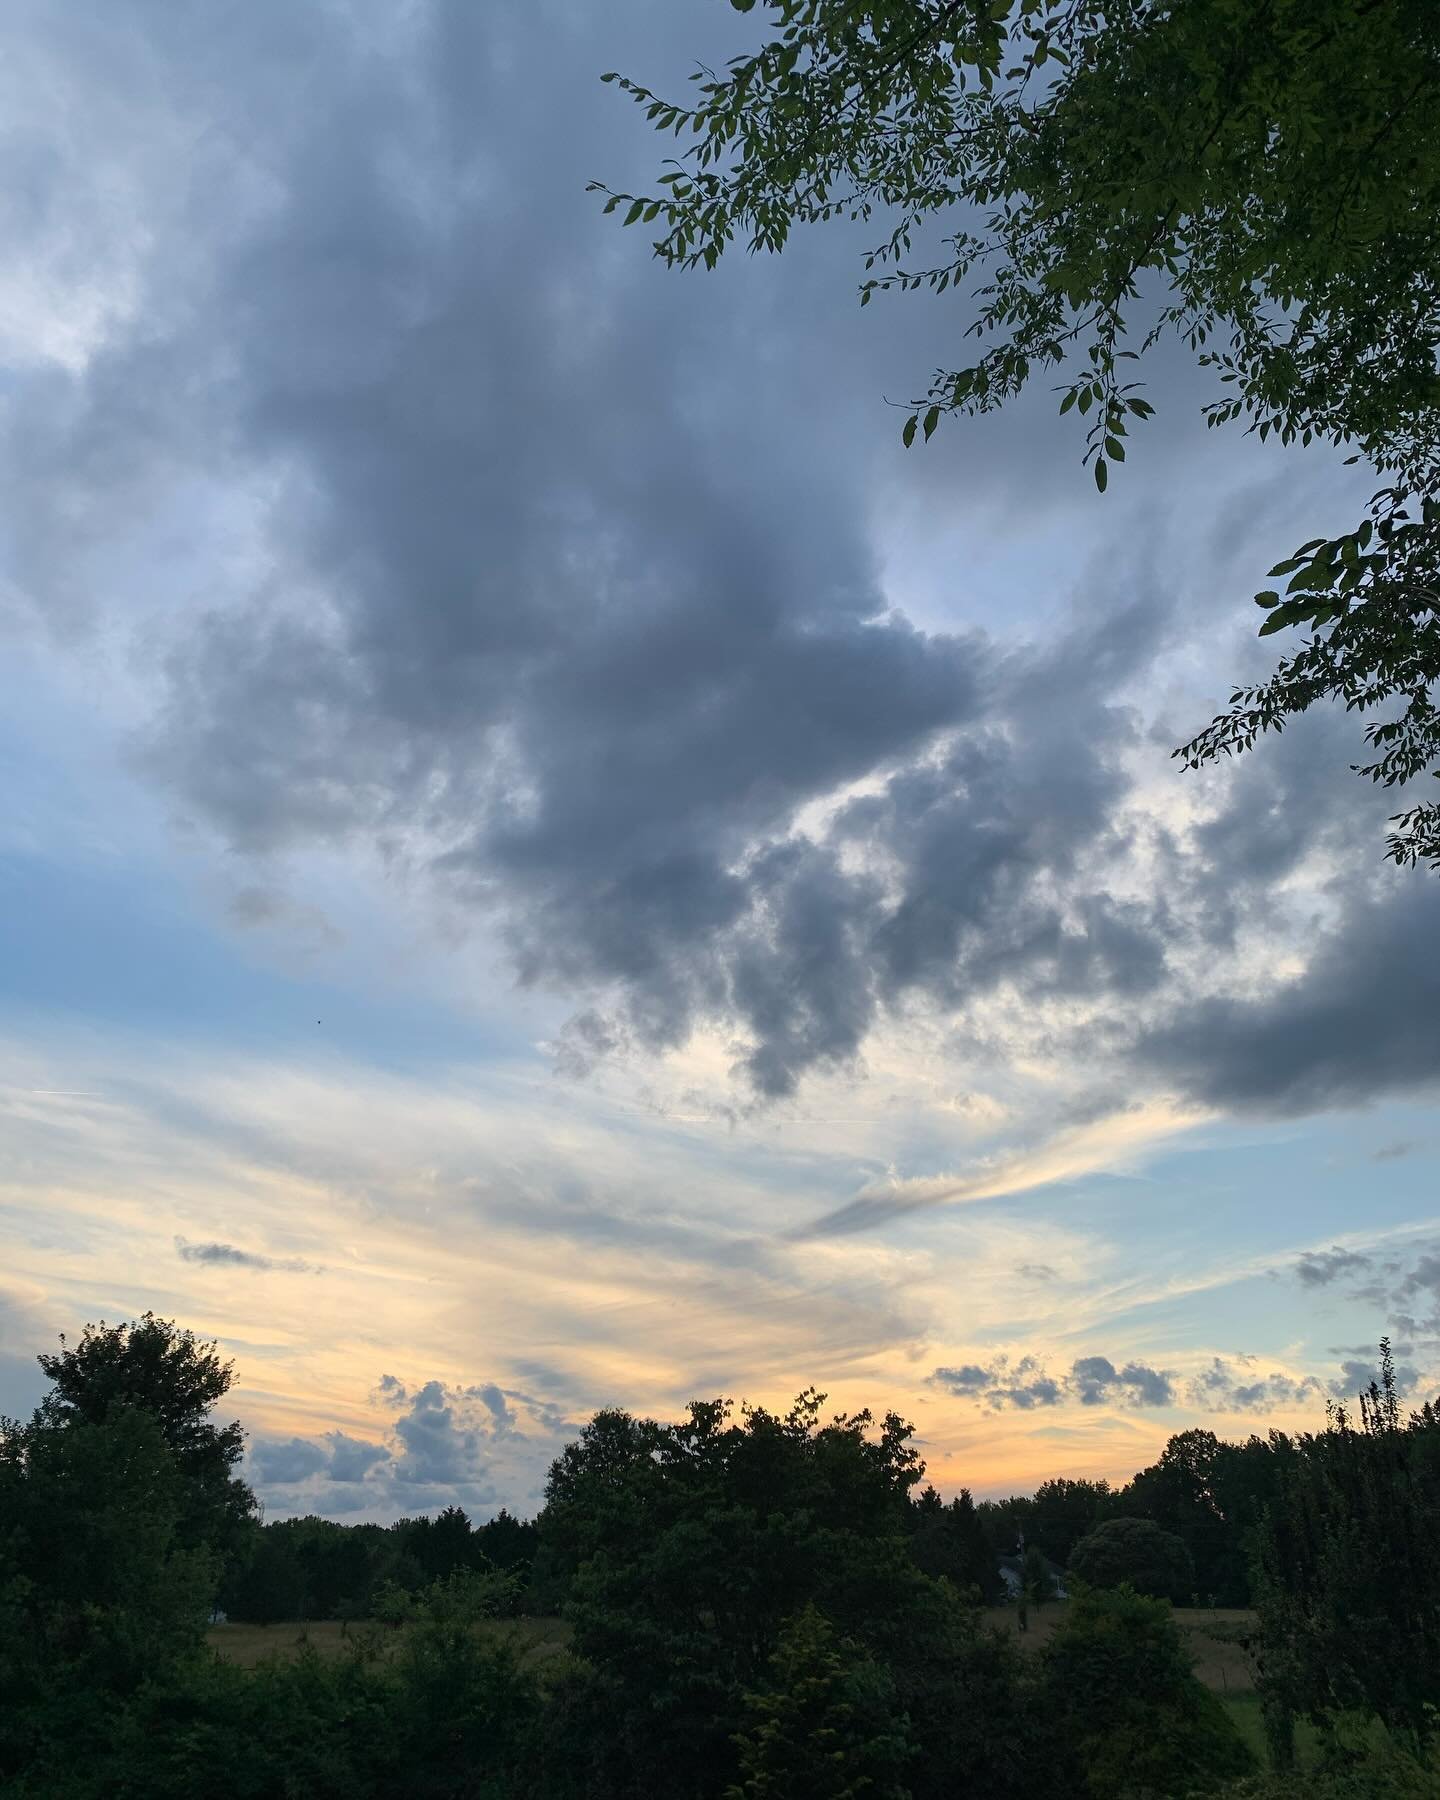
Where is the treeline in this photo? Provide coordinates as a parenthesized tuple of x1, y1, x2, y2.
(218, 1417, 1311, 1628)
(976, 1425, 1290, 1607)
(220, 1506, 539, 1624)
(3, 1318, 1438, 1799)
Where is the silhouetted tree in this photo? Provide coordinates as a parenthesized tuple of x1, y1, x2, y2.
(1253, 1342, 1440, 1759)
(1025, 1478, 1112, 1570)
(908, 1486, 1003, 1602)
(34, 1313, 253, 1556)
(1069, 1517, 1195, 1602)
(0, 1406, 216, 1784)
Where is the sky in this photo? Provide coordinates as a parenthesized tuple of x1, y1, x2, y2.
(2, 0, 1438, 1525)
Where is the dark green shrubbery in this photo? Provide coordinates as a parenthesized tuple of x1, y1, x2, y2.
(726, 1603, 913, 1800)
(1039, 1585, 1255, 1798)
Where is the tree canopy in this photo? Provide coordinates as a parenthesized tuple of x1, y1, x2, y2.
(35, 1313, 253, 1553)
(1069, 1515, 1196, 1602)
(596, 0, 1440, 867)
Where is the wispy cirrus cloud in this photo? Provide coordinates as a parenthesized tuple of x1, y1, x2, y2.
(802, 1099, 1209, 1237)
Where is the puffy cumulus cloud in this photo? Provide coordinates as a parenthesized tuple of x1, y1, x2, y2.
(932, 1357, 1064, 1411)
(175, 1236, 318, 1274)
(393, 1379, 484, 1489)
(248, 1373, 581, 1521)
(3, 0, 1434, 1134)
(1071, 1355, 1173, 1408)
(250, 1430, 390, 1486)
(932, 1353, 1172, 1412)
(465, 1383, 517, 1434)
(1330, 1357, 1422, 1401)
(1186, 1357, 1325, 1415)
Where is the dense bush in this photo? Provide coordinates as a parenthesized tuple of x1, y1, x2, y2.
(1218, 1748, 1440, 1800)
(726, 1604, 913, 1800)
(1039, 1585, 1255, 1798)
(10, 1578, 550, 1800)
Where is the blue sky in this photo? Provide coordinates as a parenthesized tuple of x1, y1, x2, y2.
(1, 0, 1437, 1522)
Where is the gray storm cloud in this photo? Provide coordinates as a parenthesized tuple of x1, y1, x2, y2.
(2, 0, 1435, 1121)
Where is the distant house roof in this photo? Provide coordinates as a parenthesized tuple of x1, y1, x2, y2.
(997, 1554, 1068, 1599)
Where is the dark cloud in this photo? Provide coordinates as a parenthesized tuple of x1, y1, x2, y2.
(325, 1430, 394, 1482)
(1071, 1355, 1173, 1408)
(933, 1363, 999, 1396)
(250, 1430, 389, 1485)
(174, 1236, 317, 1273)
(1286, 1239, 1440, 1353)
(1139, 882, 1440, 1117)
(465, 1383, 517, 1433)
(1373, 1140, 1422, 1162)
(249, 1436, 327, 1484)
(1187, 1357, 1324, 1415)
(1331, 1358, 1422, 1401)
(392, 1379, 483, 1488)
(3, 0, 1431, 1119)
(933, 1357, 1065, 1411)
(933, 1352, 1171, 1411)
(1293, 1246, 1374, 1288)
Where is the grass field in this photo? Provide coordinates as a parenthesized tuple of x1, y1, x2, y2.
(983, 1603, 1257, 1693)
(208, 1614, 572, 1670)
(213, 1604, 1255, 1690)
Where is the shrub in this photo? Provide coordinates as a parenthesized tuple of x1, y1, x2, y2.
(1041, 1585, 1255, 1798)
(726, 1603, 912, 1800)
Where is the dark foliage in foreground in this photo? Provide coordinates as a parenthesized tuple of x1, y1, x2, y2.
(3, 1316, 1436, 1796)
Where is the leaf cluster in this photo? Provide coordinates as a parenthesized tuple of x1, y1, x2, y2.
(598, 0, 1440, 864)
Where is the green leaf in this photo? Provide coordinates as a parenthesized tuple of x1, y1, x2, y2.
(1254, 591, 1280, 609)
(902, 415, 918, 449)
(1094, 457, 1107, 493)
(623, 200, 645, 226)
(1059, 390, 1076, 415)
(922, 405, 941, 442)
